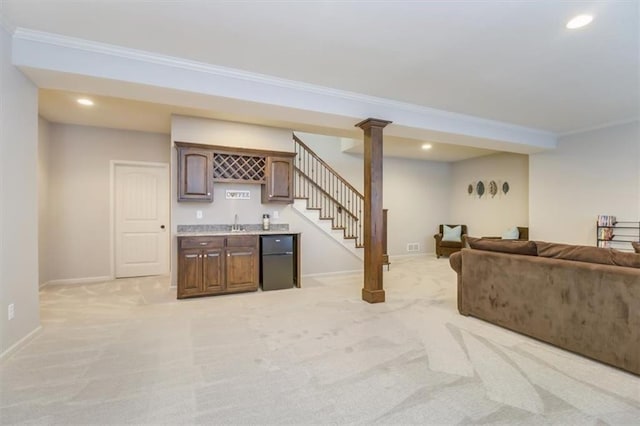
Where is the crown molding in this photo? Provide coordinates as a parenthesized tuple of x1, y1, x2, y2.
(558, 117, 639, 137)
(13, 27, 555, 142)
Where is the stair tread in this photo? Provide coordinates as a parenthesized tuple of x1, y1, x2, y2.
(293, 140, 366, 252)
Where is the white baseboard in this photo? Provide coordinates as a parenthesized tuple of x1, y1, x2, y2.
(389, 252, 432, 261)
(302, 269, 363, 278)
(0, 325, 42, 361)
(41, 275, 113, 288)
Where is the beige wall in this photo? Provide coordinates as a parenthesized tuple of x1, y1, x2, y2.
(296, 132, 452, 255)
(44, 123, 170, 283)
(385, 157, 451, 255)
(530, 121, 640, 245)
(38, 116, 52, 286)
(172, 115, 293, 152)
(170, 117, 364, 282)
(1, 26, 40, 355)
(170, 115, 294, 229)
(450, 153, 529, 238)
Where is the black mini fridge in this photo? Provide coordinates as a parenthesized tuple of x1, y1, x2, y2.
(260, 235, 295, 290)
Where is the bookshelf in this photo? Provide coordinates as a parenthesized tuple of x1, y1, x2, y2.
(596, 215, 640, 251)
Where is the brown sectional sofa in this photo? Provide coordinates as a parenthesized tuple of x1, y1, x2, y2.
(449, 240, 640, 375)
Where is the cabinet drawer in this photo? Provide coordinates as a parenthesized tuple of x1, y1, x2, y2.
(226, 235, 258, 248)
(180, 237, 225, 249)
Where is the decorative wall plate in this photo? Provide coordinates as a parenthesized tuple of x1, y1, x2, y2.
(489, 180, 498, 197)
(476, 181, 485, 198)
(467, 184, 473, 195)
(502, 181, 510, 194)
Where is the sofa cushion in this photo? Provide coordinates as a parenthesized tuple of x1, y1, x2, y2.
(467, 237, 538, 256)
(633, 242, 640, 254)
(536, 242, 640, 268)
(442, 225, 462, 242)
(501, 226, 520, 240)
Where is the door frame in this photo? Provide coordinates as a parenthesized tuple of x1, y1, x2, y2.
(109, 160, 171, 279)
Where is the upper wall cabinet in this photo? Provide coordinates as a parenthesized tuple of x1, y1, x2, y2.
(175, 142, 295, 204)
(177, 146, 214, 202)
(262, 156, 294, 203)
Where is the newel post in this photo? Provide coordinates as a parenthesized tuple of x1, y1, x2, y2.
(356, 118, 392, 303)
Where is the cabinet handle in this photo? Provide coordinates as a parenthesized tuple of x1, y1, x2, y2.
(199, 242, 207, 246)
(199, 254, 203, 258)
(207, 192, 211, 196)
(204, 254, 207, 258)
(185, 254, 198, 258)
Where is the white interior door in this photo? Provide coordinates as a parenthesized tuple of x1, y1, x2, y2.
(115, 163, 169, 278)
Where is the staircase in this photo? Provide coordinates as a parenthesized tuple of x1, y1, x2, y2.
(292, 134, 364, 259)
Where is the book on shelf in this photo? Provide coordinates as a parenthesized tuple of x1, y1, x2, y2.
(598, 227, 614, 240)
(597, 215, 616, 227)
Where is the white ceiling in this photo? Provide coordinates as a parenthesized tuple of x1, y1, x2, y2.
(2, 1, 638, 160)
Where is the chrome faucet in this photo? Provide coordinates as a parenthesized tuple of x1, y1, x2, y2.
(232, 214, 240, 231)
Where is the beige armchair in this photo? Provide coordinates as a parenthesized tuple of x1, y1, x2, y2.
(434, 224, 468, 258)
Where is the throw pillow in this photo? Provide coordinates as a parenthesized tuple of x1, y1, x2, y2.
(467, 237, 538, 256)
(442, 225, 462, 242)
(632, 242, 640, 254)
(502, 226, 520, 240)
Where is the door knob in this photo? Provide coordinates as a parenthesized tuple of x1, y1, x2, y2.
(160, 225, 165, 229)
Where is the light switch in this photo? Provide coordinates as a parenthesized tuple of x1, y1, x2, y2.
(273, 210, 279, 219)
(196, 210, 203, 219)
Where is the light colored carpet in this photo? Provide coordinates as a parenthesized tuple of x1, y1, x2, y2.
(1, 256, 639, 424)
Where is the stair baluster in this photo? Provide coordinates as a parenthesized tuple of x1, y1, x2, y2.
(293, 134, 364, 248)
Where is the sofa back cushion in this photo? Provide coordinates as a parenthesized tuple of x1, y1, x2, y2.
(467, 237, 538, 256)
(612, 250, 640, 268)
(536, 242, 640, 268)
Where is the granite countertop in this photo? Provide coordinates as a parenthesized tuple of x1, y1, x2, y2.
(176, 223, 298, 237)
(177, 230, 300, 237)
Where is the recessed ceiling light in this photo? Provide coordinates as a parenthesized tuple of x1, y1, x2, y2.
(566, 14, 593, 29)
(421, 144, 432, 150)
(77, 98, 94, 106)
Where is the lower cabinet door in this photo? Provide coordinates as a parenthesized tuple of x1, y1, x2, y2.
(178, 249, 202, 298)
(225, 247, 258, 292)
(202, 249, 224, 293)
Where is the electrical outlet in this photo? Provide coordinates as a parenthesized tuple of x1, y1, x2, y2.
(8, 303, 14, 320)
(272, 210, 279, 219)
(196, 210, 203, 219)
